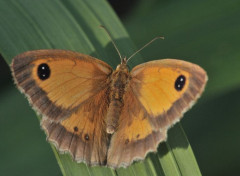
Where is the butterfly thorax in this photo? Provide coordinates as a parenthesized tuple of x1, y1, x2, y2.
(111, 62, 129, 100)
(106, 61, 130, 134)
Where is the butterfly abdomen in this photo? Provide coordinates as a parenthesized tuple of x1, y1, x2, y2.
(105, 64, 130, 134)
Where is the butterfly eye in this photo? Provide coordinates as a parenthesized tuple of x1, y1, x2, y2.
(175, 75, 186, 91)
(37, 63, 50, 80)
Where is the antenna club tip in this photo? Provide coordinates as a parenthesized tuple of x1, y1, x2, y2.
(158, 36, 165, 40)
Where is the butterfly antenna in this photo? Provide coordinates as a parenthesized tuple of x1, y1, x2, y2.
(127, 36, 164, 63)
(99, 25, 123, 62)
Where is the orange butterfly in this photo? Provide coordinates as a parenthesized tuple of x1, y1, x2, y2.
(11, 26, 207, 168)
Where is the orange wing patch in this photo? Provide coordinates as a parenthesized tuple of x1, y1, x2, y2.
(132, 67, 189, 116)
(32, 58, 109, 109)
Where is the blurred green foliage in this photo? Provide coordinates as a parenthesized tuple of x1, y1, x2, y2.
(0, 0, 240, 176)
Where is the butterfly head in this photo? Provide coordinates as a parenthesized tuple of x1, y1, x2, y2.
(116, 57, 129, 73)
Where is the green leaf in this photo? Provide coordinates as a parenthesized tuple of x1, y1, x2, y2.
(0, 0, 201, 176)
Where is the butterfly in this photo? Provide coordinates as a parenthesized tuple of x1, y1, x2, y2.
(11, 26, 207, 168)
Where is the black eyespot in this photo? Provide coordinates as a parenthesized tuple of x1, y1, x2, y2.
(74, 127, 78, 132)
(175, 75, 186, 91)
(37, 63, 50, 80)
(84, 134, 89, 141)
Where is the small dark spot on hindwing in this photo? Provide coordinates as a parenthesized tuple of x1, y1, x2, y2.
(74, 126, 78, 132)
(84, 134, 90, 141)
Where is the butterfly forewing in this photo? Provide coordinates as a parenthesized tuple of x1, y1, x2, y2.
(130, 59, 207, 130)
(11, 49, 112, 122)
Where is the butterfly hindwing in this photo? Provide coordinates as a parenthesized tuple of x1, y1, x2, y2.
(41, 86, 110, 165)
(107, 87, 167, 167)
